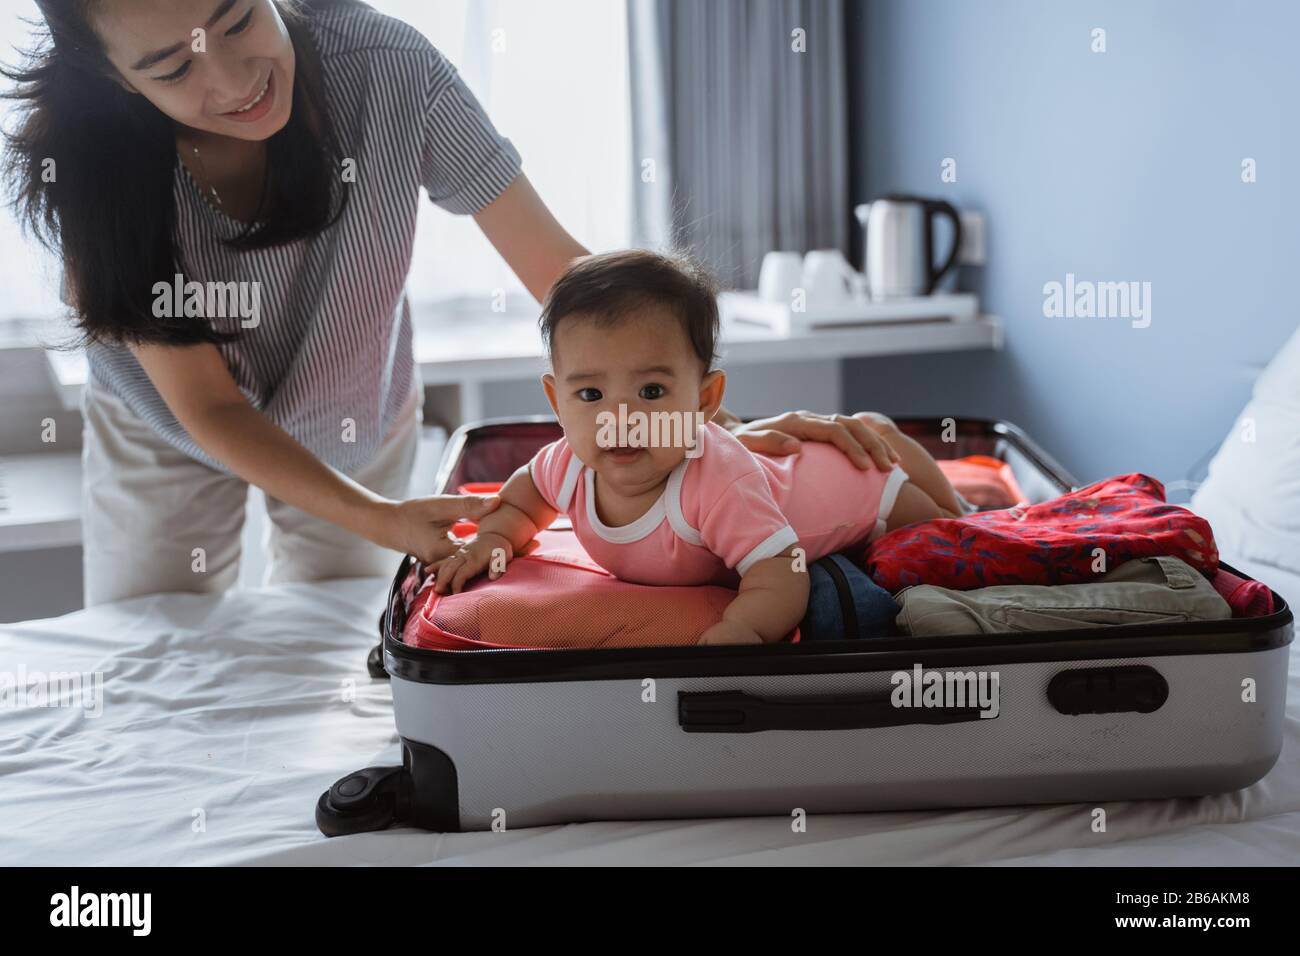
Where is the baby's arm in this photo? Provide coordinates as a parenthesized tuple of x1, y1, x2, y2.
(432, 464, 558, 594)
(857, 413, 964, 516)
(698, 546, 810, 645)
(885, 480, 960, 532)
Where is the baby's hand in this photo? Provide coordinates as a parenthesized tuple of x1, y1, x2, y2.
(698, 619, 764, 646)
(431, 532, 512, 595)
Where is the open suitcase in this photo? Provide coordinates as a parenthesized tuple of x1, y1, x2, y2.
(316, 417, 1293, 836)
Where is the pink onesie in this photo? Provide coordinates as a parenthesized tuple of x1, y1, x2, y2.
(528, 423, 909, 587)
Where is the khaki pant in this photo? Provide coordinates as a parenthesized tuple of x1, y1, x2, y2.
(895, 556, 1232, 637)
(81, 383, 421, 607)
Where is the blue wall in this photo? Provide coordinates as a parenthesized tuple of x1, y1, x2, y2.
(843, 0, 1295, 488)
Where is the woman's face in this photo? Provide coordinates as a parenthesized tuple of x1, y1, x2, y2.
(93, 0, 295, 141)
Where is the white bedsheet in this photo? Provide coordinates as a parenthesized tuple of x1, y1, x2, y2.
(2, 571, 1297, 867)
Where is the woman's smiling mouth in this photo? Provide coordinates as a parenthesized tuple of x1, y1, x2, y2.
(221, 73, 275, 122)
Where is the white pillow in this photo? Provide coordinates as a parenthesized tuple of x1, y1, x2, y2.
(1192, 323, 1300, 576)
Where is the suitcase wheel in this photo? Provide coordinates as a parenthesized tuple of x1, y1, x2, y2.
(316, 766, 404, 837)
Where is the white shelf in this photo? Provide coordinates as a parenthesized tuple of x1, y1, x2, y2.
(718, 313, 1002, 365)
(45, 302, 1002, 405)
(411, 309, 1002, 383)
(45, 349, 88, 412)
(0, 453, 82, 553)
(719, 290, 979, 336)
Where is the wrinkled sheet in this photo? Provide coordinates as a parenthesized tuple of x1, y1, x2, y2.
(2, 566, 1296, 866)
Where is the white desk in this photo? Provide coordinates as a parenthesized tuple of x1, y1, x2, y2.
(44, 307, 1003, 420)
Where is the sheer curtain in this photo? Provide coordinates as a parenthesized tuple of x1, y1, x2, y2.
(627, 0, 850, 290)
(0, 0, 632, 326)
(0, 0, 63, 326)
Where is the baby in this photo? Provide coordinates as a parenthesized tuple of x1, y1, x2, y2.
(431, 250, 965, 644)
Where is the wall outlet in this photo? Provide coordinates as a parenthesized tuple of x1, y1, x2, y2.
(958, 211, 986, 266)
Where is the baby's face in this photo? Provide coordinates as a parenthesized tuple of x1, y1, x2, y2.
(544, 306, 719, 495)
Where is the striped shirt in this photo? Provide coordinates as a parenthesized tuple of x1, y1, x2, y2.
(86, 2, 522, 476)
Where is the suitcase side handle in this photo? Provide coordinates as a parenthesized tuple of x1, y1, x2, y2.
(677, 690, 988, 733)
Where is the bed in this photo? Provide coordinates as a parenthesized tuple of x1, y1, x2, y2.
(1, 552, 1295, 866)
(7, 318, 1300, 865)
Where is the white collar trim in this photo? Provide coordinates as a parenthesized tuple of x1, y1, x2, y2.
(665, 456, 703, 545)
(555, 454, 583, 512)
(582, 455, 698, 545)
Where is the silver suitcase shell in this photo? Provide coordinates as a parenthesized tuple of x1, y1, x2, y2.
(318, 417, 1292, 834)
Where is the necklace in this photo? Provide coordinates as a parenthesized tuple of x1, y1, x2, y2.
(187, 141, 223, 209)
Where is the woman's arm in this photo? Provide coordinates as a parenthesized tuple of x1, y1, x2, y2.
(129, 342, 496, 563)
(721, 409, 902, 471)
(473, 173, 589, 302)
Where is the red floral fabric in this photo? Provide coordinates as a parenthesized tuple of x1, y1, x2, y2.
(864, 474, 1218, 592)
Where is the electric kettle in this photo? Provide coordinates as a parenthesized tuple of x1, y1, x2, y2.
(854, 195, 962, 299)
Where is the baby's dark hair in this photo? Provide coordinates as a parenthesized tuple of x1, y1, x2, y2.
(539, 249, 720, 369)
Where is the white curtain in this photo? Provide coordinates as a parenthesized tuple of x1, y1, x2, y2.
(627, 0, 850, 290)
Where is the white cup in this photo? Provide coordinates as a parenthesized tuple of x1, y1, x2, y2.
(758, 251, 805, 303)
(803, 249, 868, 305)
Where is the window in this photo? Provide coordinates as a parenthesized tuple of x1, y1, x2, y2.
(0, 0, 632, 328)
(374, 0, 631, 313)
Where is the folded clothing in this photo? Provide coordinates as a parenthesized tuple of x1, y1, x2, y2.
(865, 473, 1218, 592)
(1211, 567, 1276, 617)
(896, 556, 1231, 636)
(801, 553, 900, 640)
(402, 528, 797, 649)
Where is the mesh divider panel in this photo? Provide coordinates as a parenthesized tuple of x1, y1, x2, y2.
(402, 533, 737, 650)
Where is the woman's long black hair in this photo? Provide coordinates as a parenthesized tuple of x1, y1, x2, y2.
(2, 0, 353, 347)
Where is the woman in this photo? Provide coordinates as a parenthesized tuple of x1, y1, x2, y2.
(5, 0, 898, 606)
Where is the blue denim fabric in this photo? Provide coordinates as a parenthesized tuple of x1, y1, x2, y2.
(800, 553, 901, 640)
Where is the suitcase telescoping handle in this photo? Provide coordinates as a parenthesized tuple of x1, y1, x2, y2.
(678, 690, 987, 733)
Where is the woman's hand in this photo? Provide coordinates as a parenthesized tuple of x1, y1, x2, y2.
(368, 494, 500, 565)
(723, 409, 901, 471)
